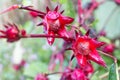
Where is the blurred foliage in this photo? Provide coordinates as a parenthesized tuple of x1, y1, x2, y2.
(0, 0, 120, 80)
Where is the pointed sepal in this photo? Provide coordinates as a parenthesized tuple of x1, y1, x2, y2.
(88, 50, 107, 67)
(54, 5, 59, 12)
(47, 31, 55, 45)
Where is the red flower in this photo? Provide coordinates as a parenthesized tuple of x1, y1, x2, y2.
(0, 23, 26, 42)
(37, 6, 74, 45)
(3, 5, 74, 45)
(34, 74, 48, 80)
(72, 31, 106, 67)
(103, 44, 115, 53)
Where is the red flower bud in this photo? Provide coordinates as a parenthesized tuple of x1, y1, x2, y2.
(103, 44, 115, 53)
(0, 23, 26, 42)
(29, 11, 38, 18)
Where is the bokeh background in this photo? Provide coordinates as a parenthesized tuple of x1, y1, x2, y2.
(0, 0, 120, 80)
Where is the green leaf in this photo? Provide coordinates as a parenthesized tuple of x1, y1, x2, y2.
(95, 2, 120, 39)
(108, 63, 119, 80)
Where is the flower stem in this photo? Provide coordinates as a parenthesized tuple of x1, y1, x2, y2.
(21, 34, 69, 39)
(97, 50, 117, 63)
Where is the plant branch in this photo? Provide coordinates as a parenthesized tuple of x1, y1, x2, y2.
(21, 34, 69, 39)
(98, 50, 117, 63)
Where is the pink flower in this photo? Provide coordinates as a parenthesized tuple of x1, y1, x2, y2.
(38, 6, 74, 45)
(72, 31, 106, 67)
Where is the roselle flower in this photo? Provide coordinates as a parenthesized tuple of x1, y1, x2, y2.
(28, 6, 73, 45)
(72, 30, 106, 67)
(0, 23, 26, 42)
(21, 6, 74, 45)
(20, 5, 74, 45)
(34, 74, 48, 80)
(102, 44, 115, 53)
(0, 5, 74, 45)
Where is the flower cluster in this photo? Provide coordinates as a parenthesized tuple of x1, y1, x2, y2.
(0, 0, 118, 80)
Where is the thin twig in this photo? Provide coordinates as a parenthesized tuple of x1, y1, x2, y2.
(97, 50, 117, 63)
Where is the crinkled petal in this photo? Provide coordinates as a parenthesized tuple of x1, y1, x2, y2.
(88, 50, 106, 67)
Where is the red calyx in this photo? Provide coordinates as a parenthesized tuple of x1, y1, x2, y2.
(41, 6, 74, 45)
(72, 30, 106, 67)
(0, 23, 27, 42)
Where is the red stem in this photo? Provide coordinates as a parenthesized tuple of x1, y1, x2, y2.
(19, 6, 46, 15)
(78, 0, 83, 24)
(21, 34, 69, 39)
(0, 36, 7, 38)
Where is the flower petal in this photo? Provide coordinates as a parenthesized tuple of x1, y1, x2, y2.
(76, 54, 87, 67)
(60, 16, 74, 25)
(88, 50, 106, 67)
(58, 28, 69, 38)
